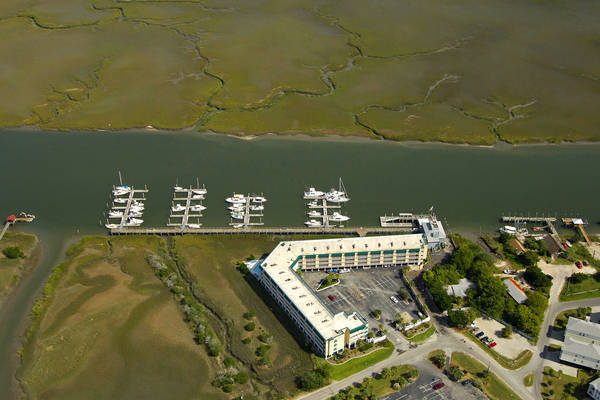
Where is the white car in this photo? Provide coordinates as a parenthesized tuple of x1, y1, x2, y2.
(390, 296, 399, 304)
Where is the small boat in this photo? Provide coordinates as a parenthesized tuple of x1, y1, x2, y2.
(230, 212, 244, 220)
(250, 205, 264, 211)
(228, 205, 245, 211)
(499, 226, 517, 234)
(191, 194, 204, 200)
(307, 200, 318, 207)
(305, 219, 322, 227)
(105, 223, 119, 229)
(329, 212, 350, 222)
(172, 204, 186, 213)
(174, 185, 184, 191)
(533, 227, 544, 231)
(303, 187, 325, 199)
(226, 194, 246, 204)
(109, 211, 124, 218)
(325, 191, 350, 203)
(113, 188, 130, 197)
(232, 223, 244, 229)
(252, 196, 267, 203)
(307, 210, 322, 218)
(16, 212, 35, 222)
(187, 223, 202, 229)
(190, 205, 206, 212)
(114, 198, 128, 204)
(124, 217, 143, 226)
(193, 188, 207, 195)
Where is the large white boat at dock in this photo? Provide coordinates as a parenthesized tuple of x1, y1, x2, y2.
(226, 194, 246, 204)
(303, 187, 325, 199)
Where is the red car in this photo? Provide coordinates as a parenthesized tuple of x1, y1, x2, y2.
(576, 261, 583, 269)
(433, 382, 445, 390)
(328, 295, 335, 301)
(563, 242, 568, 249)
(489, 342, 497, 348)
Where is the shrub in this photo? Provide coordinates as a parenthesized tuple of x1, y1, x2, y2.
(297, 365, 331, 391)
(243, 310, 256, 319)
(234, 372, 248, 384)
(224, 357, 236, 368)
(3, 246, 24, 259)
(242, 337, 251, 344)
(359, 342, 374, 352)
(372, 309, 382, 319)
(244, 322, 256, 331)
(222, 384, 233, 393)
(447, 365, 464, 381)
(258, 332, 273, 343)
(255, 345, 271, 357)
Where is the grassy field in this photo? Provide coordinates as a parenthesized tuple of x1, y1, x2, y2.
(560, 275, 600, 301)
(1, 0, 600, 143)
(325, 346, 394, 381)
(450, 352, 521, 400)
(541, 366, 598, 399)
(554, 307, 591, 330)
(18, 236, 228, 400)
(0, 232, 38, 305)
(524, 373, 534, 387)
(405, 323, 435, 342)
(171, 235, 317, 395)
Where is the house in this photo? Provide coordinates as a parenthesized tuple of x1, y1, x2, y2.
(503, 278, 528, 304)
(560, 317, 600, 370)
(509, 238, 526, 254)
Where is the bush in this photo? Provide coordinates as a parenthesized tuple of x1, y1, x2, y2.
(222, 384, 233, 393)
(243, 310, 256, 319)
(255, 345, 271, 357)
(502, 325, 513, 338)
(234, 372, 248, 384)
(224, 357, 236, 368)
(258, 332, 273, 343)
(3, 246, 24, 259)
(399, 289, 409, 301)
(242, 337, 251, 344)
(297, 365, 331, 391)
(244, 322, 256, 331)
(359, 342, 374, 352)
(447, 365, 464, 381)
(372, 309, 382, 319)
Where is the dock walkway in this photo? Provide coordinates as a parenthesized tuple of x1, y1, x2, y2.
(109, 226, 415, 237)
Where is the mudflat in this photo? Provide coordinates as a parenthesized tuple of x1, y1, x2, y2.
(1, 0, 599, 143)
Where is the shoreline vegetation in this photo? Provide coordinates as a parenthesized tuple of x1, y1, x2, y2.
(2, 1, 600, 144)
(0, 232, 39, 308)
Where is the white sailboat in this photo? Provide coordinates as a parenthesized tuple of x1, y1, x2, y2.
(230, 212, 245, 220)
(114, 198, 128, 204)
(105, 223, 119, 229)
(172, 204, 186, 213)
(187, 223, 202, 228)
(226, 194, 246, 204)
(325, 177, 350, 203)
(232, 223, 244, 229)
(190, 205, 206, 212)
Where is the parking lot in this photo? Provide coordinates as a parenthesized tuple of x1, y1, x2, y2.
(303, 268, 421, 338)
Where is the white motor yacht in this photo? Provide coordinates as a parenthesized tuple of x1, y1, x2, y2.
(226, 194, 246, 204)
(114, 198, 128, 204)
(193, 188, 207, 195)
(328, 212, 350, 222)
(190, 205, 206, 212)
(230, 212, 244, 220)
(124, 217, 143, 226)
(172, 204, 186, 213)
(307, 200, 318, 207)
(250, 205, 264, 211)
(105, 223, 119, 229)
(303, 187, 325, 199)
(187, 223, 202, 229)
(228, 205, 245, 211)
(307, 210, 322, 218)
(232, 223, 244, 229)
(191, 194, 204, 200)
(109, 211, 124, 218)
(252, 196, 267, 203)
(305, 219, 322, 227)
(325, 191, 350, 203)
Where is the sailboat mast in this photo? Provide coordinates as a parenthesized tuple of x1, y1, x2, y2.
(118, 170, 123, 186)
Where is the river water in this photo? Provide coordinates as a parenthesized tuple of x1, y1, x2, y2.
(0, 129, 599, 396)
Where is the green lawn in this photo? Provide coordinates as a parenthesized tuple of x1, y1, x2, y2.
(405, 323, 435, 343)
(541, 366, 598, 399)
(524, 373, 534, 387)
(451, 352, 521, 400)
(554, 307, 591, 329)
(328, 364, 419, 399)
(327, 346, 394, 381)
(560, 275, 600, 301)
(463, 330, 532, 370)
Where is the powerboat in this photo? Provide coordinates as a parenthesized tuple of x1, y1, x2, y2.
(226, 194, 246, 204)
(191, 194, 204, 200)
(325, 191, 350, 203)
(193, 188, 207, 195)
(113, 188, 131, 197)
(190, 205, 206, 212)
(230, 212, 244, 220)
(124, 217, 143, 226)
(307, 200, 319, 207)
(114, 198, 128, 204)
(250, 205, 264, 211)
(305, 219, 322, 227)
(499, 226, 517, 234)
(329, 212, 350, 222)
(232, 223, 244, 229)
(105, 223, 119, 229)
(172, 204, 186, 213)
(174, 185, 184, 191)
(228, 205, 245, 211)
(252, 196, 267, 203)
(307, 210, 322, 218)
(303, 187, 325, 199)
(109, 211, 124, 218)
(187, 223, 202, 229)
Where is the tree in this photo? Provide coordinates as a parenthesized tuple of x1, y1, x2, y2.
(520, 251, 540, 267)
(3, 246, 24, 259)
(523, 265, 551, 291)
(234, 372, 248, 384)
(399, 289, 409, 301)
(372, 309, 382, 319)
(447, 365, 464, 381)
(244, 322, 256, 331)
(243, 310, 256, 319)
(430, 354, 445, 368)
(448, 309, 479, 327)
(502, 325, 513, 338)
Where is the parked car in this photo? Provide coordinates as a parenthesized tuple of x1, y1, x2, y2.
(390, 296, 398, 303)
(433, 382, 445, 390)
(562, 242, 569, 249)
(489, 342, 497, 348)
(576, 261, 583, 269)
(328, 295, 335, 301)
(583, 260, 589, 266)
(462, 379, 473, 386)
(481, 336, 489, 342)
(475, 331, 485, 338)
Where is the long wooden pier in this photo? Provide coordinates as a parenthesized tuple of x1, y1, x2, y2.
(109, 226, 416, 237)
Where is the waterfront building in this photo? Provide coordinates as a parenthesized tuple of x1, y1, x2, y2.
(588, 377, 600, 400)
(504, 278, 528, 304)
(418, 217, 447, 251)
(251, 234, 427, 358)
(560, 317, 600, 370)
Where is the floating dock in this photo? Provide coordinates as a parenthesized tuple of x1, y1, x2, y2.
(168, 183, 206, 230)
(380, 213, 418, 228)
(227, 193, 265, 229)
(108, 186, 148, 229)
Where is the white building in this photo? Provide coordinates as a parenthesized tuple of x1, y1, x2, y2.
(560, 317, 600, 370)
(418, 217, 447, 251)
(588, 377, 600, 400)
(251, 234, 428, 358)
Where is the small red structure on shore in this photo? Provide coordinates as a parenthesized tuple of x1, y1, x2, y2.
(5, 215, 16, 224)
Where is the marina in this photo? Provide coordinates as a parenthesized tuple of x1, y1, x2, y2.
(303, 178, 350, 228)
(226, 193, 266, 229)
(167, 180, 207, 230)
(104, 173, 148, 230)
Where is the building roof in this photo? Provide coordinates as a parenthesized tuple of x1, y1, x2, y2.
(543, 234, 562, 255)
(257, 234, 425, 340)
(566, 317, 600, 340)
(562, 336, 600, 362)
(418, 217, 447, 245)
(510, 238, 526, 254)
(590, 377, 600, 392)
(445, 278, 475, 297)
(503, 278, 528, 304)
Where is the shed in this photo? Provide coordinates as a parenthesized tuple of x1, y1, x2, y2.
(504, 278, 528, 304)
